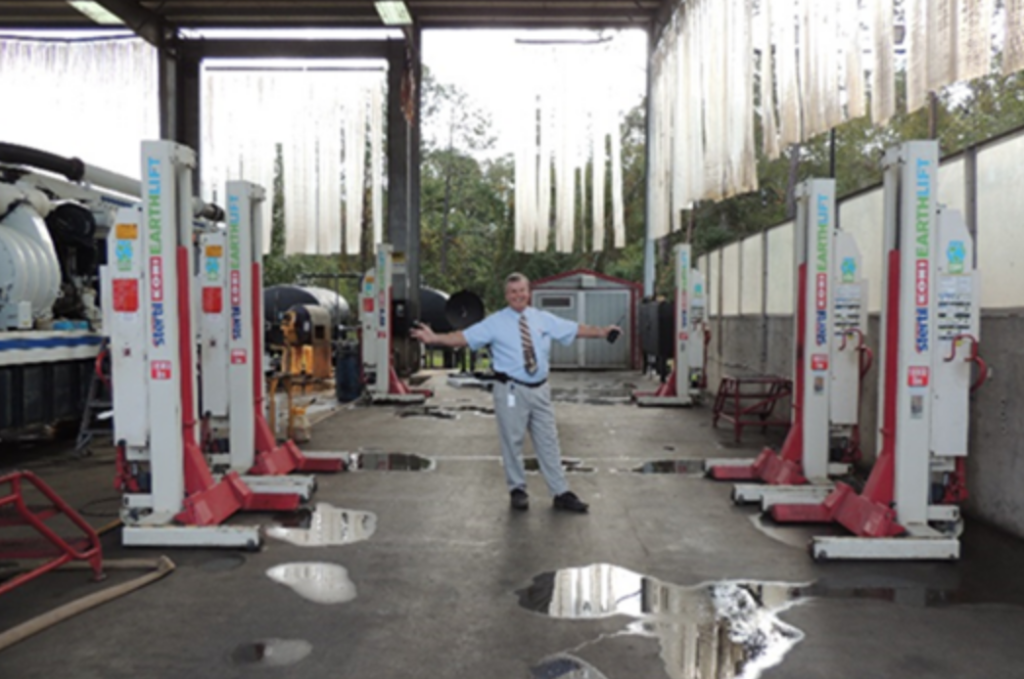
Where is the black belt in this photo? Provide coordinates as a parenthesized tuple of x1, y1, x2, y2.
(492, 371, 547, 388)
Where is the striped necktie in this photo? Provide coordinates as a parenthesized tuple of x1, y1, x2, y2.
(519, 313, 538, 375)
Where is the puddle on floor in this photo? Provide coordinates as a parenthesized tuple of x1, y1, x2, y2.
(231, 639, 312, 667)
(199, 554, 247, 572)
(266, 562, 357, 604)
(398, 406, 458, 420)
(524, 457, 594, 473)
(530, 654, 609, 679)
(630, 459, 705, 475)
(267, 503, 377, 547)
(348, 452, 435, 471)
(517, 564, 808, 679)
(399, 404, 495, 419)
(748, 513, 850, 550)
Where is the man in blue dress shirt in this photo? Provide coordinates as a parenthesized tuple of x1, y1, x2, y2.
(410, 273, 620, 513)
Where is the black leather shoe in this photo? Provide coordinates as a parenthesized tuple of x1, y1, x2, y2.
(553, 491, 589, 513)
(510, 488, 529, 511)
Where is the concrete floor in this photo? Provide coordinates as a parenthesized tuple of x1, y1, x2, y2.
(2, 370, 1024, 678)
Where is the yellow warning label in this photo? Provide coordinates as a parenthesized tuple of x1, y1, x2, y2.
(115, 223, 138, 240)
(206, 245, 223, 257)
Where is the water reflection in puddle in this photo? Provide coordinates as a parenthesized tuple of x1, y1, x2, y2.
(267, 503, 377, 547)
(524, 457, 594, 473)
(231, 639, 312, 667)
(347, 452, 435, 471)
(266, 562, 357, 604)
(630, 459, 705, 475)
(517, 564, 808, 679)
(530, 654, 609, 679)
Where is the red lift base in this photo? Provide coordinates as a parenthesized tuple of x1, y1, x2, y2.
(251, 414, 345, 475)
(633, 370, 693, 406)
(0, 471, 104, 597)
(769, 482, 904, 538)
(707, 447, 808, 484)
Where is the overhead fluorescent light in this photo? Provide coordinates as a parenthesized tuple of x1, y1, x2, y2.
(374, 1, 412, 26)
(67, 1, 125, 25)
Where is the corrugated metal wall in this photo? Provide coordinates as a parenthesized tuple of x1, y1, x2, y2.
(533, 277, 633, 369)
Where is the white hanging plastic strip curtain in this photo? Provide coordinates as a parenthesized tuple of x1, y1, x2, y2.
(686, 4, 706, 205)
(798, 0, 820, 137)
(282, 78, 307, 254)
(317, 76, 342, 255)
(648, 52, 669, 239)
(524, 91, 538, 254)
(344, 86, 369, 255)
(514, 70, 532, 253)
(1007, 0, 1024, 75)
(701, 0, 726, 201)
(671, 19, 688, 233)
(906, 0, 929, 113)
(843, 0, 866, 120)
(870, 0, 896, 125)
(927, 0, 957, 92)
(536, 50, 554, 252)
(734, 0, 757, 195)
(370, 82, 384, 248)
(591, 108, 606, 252)
(609, 109, 625, 249)
(775, 0, 802, 147)
(761, 0, 781, 160)
(0, 38, 158, 178)
(554, 49, 575, 253)
(665, 28, 680, 234)
(822, 0, 843, 129)
(302, 77, 319, 256)
(957, 0, 993, 83)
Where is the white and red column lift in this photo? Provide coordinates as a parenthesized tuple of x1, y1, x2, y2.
(106, 141, 272, 548)
(706, 179, 871, 506)
(768, 141, 987, 560)
(198, 180, 345, 487)
(360, 243, 432, 404)
(633, 243, 709, 406)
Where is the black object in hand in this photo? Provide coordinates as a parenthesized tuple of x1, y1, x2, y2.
(606, 314, 626, 343)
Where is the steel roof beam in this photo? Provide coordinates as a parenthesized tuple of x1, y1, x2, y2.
(90, 0, 170, 45)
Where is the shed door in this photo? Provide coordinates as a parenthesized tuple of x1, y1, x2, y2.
(533, 292, 581, 368)
(582, 290, 630, 368)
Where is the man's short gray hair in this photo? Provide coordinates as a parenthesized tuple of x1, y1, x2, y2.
(505, 272, 530, 288)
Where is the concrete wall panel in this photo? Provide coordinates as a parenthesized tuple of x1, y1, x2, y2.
(765, 221, 794, 315)
(740, 235, 764, 315)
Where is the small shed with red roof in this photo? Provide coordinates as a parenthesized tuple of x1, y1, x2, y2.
(531, 269, 641, 370)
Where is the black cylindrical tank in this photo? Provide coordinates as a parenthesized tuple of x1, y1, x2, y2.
(419, 286, 453, 333)
(264, 285, 351, 346)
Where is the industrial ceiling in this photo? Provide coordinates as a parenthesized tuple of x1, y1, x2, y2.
(0, 1, 669, 33)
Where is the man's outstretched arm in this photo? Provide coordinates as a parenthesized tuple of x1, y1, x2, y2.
(575, 323, 621, 340)
(410, 323, 469, 348)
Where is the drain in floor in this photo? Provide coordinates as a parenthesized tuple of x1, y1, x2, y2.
(517, 564, 808, 679)
(231, 639, 312, 667)
(267, 503, 377, 547)
(266, 562, 357, 604)
(630, 459, 705, 474)
(524, 457, 594, 473)
(348, 452, 435, 471)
